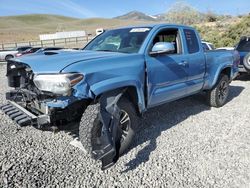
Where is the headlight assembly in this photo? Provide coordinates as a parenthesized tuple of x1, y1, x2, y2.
(33, 73, 84, 95)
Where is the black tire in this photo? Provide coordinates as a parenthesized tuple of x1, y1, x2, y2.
(207, 74, 230, 108)
(5, 55, 14, 61)
(79, 97, 138, 157)
(243, 52, 250, 72)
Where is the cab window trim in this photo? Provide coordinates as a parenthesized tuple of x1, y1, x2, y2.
(147, 27, 184, 56)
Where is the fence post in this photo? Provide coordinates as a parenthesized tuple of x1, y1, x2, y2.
(41, 40, 43, 47)
(1, 43, 4, 50)
(53, 39, 55, 46)
(29, 41, 31, 46)
(15, 43, 17, 47)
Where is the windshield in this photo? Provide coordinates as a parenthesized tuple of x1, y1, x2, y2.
(236, 38, 250, 52)
(84, 27, 151, 54)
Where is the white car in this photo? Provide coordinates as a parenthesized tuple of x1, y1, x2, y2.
(0, 46, 31, 61)
(202, 41, 215, 51)
(96, 28, 105, 36)
(216, 47, 235, 50)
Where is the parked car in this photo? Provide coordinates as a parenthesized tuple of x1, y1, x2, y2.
(235, 36, 250, 73)
(202, 41, 215, 51)
(0, 46, 31, 61)
(1, 24, 239, 170)
(216, 47, 235, 50)
(96, 28, 105, 36)
(15, 47, 42, 57)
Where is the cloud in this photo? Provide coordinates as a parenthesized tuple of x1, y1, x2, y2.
(0, 0, 98, 18)
(57, 0, 98, 18)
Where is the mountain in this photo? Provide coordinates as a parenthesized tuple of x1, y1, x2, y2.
(115, 2, 206, 24)
(114, 11, 157, 21)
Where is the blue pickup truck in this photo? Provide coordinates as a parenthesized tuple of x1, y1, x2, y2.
(1, 24, 239, 169)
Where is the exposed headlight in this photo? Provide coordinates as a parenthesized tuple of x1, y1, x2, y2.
(33, 73, 84, 95)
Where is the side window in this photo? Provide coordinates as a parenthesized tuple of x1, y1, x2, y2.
(151, 28, 182, 54)
(184, 29, 199, 54)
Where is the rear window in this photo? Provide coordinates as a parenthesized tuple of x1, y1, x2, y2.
(16, 47, 31, 52)
(236, 38, 250, 52)
(184, 29, 199, 53)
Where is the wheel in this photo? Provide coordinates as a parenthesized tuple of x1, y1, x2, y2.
(79, 97, 138, 157)
(243, 52, 250, 72)
(5, 55, 14, 61)
(207, 74, 230, 107)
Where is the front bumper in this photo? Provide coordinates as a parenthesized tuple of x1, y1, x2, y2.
(0, 101, 50, 127)
(1, 91, 89, 128)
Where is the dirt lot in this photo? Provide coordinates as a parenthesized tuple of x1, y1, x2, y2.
(0, 63, 250, 187)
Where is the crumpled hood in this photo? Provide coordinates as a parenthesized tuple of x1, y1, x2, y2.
(14, 50, 129, 73)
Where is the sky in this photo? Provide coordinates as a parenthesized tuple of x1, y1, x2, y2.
(0, 0, 249, 18)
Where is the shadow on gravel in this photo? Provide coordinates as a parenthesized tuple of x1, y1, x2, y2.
(122, 85, 244, 172)
(235, 73, 250, 81)
(57, 85, 244, 173)
(227, 86, 245, 103)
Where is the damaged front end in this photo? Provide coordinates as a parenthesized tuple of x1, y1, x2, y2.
(1, 60, 133, 170)
(1, 60, 89, 129)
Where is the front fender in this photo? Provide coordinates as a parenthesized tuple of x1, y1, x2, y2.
(90, 76, 146, 112)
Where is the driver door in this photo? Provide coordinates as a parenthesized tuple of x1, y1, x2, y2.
(145, 27, 189, 108)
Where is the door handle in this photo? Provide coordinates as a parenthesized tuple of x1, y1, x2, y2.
(178, 61, 189, 67)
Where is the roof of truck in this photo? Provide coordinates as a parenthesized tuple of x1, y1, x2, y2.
(118, 23, 194, 30)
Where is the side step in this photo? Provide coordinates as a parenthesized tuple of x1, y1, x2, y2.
(0, 101, 38, 126)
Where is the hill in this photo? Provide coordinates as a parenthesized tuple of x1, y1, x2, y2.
(114, 11, 157, 21)
(115, 2, 208, 24)
(0, 14, 152, 43)
(195, 15, 250, 47)
(0, 12, 249, 48)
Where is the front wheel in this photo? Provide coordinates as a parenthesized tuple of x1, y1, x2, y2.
(207, 74, 230, 108)
(79, 97, 138, 157)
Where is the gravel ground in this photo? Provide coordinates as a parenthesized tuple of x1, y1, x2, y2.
(0, 63, 250, 187)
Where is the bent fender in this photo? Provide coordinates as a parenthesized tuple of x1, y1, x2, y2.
(91, 89, 125, 170)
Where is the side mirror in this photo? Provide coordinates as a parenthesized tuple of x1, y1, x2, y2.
(149, 42, 175, 56)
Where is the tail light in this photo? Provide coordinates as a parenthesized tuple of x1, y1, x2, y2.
(15, 53, 22, 57)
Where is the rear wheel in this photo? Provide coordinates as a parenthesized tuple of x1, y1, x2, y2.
(79, 97, 138, 157)
(5, 55, 14, 61)
(243, 52, 250, 72)
(207, 74, 230, 107)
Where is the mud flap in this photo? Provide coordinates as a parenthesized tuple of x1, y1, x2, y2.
(91, 90, 125, 170)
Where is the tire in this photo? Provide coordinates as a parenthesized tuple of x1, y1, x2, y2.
(5, 55, 14, 61)
(207, 74, 230, 108)
(243, 52, 250, 72)
(79, 97, 138, 157)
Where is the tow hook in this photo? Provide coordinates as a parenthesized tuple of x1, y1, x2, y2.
(91, 90, 124, 170)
